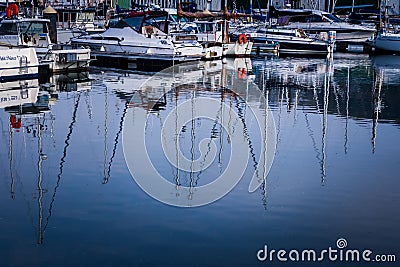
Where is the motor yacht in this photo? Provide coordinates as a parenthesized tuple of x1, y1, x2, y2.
(0, 15, 91, 74)
(71, 10, 204, 70)
(273, 8, 376, 42)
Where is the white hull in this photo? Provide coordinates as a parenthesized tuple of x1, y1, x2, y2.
(203, 45, 223, 60)
(73, 38, 203, 61)
(374, 32, 400, 53)
(50, 48, 91, 73)
(0, 47, 39, 82)
(223, 42, 253, 57)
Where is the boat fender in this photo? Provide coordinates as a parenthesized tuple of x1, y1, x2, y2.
(237, 68, 247, 79)
(238, 34, 247, 45)
(6, 4, 19, 18)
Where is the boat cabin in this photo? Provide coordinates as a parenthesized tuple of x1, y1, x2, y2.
(53, 7, 103, 33)
(0, 18, 51, 47)
(194, 20, 229, 43)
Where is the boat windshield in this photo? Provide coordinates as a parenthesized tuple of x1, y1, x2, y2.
(0, 23, 18, 35)
(323, 13, 342, 22)
(113, 13, 167, 33)
(169, 14, 189, 23)
(288, 13, 342, 23)
(114, 17, 143, 31)
(19, 22, 48, 34)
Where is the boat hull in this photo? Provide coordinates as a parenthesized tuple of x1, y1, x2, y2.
(72, 39, 203, 70)
(90, 52, 202, 71)
(0, 47, 39, 82)
(374, 33, 400, 54)
(252, 37, 329, 55)
(223, 42, 253, 57)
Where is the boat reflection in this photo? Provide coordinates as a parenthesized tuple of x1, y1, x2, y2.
(0, 80, 39, 109)
(120, 54, 400, 206)
(123, 58, 277, 207)
(370, 55, 400, 152)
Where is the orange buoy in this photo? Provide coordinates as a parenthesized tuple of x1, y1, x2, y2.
(10, 115, 22, 129)
(237, 68, 247, 79)
(6, 4, 19, 18)
(238, 34, 247, 45)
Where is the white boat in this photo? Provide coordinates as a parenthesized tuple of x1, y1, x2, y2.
(373, 29, 400, 53)
(0, 46, 39, 82)
(372, 1, 400, 54)
(71, 10, 204, 70)
(0, 16, 91, 74)
(274, 8, 376, 42)
(194, 20, 253, 58)
(51, 6, 106, 44)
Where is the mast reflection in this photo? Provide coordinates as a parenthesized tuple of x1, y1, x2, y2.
(125, 59, 275, 204)
(2, 72, 91, 244)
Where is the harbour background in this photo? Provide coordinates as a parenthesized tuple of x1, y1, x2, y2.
(0, 54, 399, 266)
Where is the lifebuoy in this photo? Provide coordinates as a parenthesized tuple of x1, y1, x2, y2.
(238, 34, 247, 45)
(6, 4, 19, 18)
(237, 68, 247, 79)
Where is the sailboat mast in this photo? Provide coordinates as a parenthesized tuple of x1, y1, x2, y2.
(249, 0, 253, 22)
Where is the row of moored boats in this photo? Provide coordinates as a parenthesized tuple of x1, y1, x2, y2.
(1, 3, 399, 82)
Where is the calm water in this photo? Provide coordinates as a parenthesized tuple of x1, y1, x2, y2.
(0, 55, 399, 267)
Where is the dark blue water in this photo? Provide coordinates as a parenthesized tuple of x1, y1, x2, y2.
(0, 55, 399, 267)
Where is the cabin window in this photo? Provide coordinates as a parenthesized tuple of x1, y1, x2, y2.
(197, 23, 214, 33)
(77, 13, 95, 23)
(0, 23, 18, 35)
(58, 12, 77, 23)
